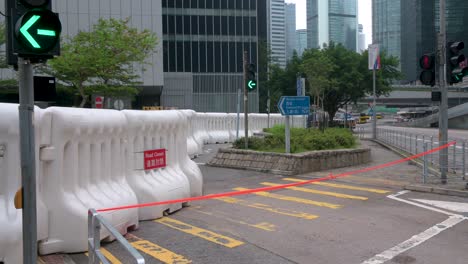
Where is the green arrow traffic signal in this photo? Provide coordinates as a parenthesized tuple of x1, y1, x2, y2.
(15, 9, 61, 53)
(248, 80, 257, 90)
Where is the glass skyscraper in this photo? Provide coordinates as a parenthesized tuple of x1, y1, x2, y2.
(285, 3, 297, 61)
(307, 0, 358, 51)
(372, 0, 401, 60)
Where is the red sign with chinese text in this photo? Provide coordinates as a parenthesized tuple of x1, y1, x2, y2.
(144, 149, 166, 170)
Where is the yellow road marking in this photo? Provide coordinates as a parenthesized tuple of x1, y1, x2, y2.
(130, 238, 191, 264)
(85, 248, 122, 264)
(215, 197, 319, 220)
(261, 182, 368, 200)
(233, 188, 341, 209)
(282, 178, 390, 194)
(188, 206, 276, 231)
(155, 218, 244, 248)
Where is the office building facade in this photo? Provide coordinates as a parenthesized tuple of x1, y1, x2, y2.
(285, 3, 297, 61)
(372, 0, 401, 61)
(307, 0, 358, 51)
(296, 29, 308, 57)
(358, 24, 366, 53)
(161, 0, 267, 112)
(269, 0, 287, 68)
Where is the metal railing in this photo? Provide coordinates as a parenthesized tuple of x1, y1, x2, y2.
(355, 127, 467, 183)
(88, 209, 145, 264)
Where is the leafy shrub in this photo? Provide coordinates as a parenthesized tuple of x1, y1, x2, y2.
(234, 125, 356, 153)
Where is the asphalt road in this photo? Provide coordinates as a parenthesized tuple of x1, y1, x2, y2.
(58, 144, 468, 264)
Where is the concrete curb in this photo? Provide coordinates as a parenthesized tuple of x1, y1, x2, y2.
(404, 184, 468, 198)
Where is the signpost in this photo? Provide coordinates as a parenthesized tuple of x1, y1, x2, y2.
(368, 44, 380, 140)
(278, 96, 310, 153)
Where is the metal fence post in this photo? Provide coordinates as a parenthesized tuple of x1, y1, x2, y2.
(463, 141, 466, 181)
(423, 142, 428, 184)
(415, 135, 419, 154)
(430, 136, 434, 165)
(409, 133, 412, 154)
(452, 142, 456, 173)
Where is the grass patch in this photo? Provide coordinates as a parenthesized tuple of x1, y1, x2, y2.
(233, 125, 356, 153)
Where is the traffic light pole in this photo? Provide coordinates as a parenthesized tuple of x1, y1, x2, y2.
(439, 0, 448, 184)
(244, 51, 249, 149)
(372, 68, 377, 140)
(18, 57, 38, 264)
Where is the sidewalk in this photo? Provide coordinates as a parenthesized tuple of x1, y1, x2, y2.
(298, 140, 468, 197)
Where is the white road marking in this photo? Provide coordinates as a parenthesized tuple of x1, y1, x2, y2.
(387, 191, 458, 217)
(411, 199, 468, 213)
(196, 162, 206, 166)
(360, 191, 467, 264)
(361, 216, 465, 264)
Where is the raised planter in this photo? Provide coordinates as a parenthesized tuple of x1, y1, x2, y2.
(208, 147, 371, 175)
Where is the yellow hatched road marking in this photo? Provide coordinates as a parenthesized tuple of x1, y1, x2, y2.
(282, 178, 390, 194)
(215, 197, 319, 220)
(85, 248, 122, 264)
(233, 188, 341, 209)
(261, 182, 368, 200)
(155, 217, 244, 248)
(189, 206, 276, 231)
(130, 236, 192, 264)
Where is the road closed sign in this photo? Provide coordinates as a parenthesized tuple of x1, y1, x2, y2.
(144, 149, 166, 170)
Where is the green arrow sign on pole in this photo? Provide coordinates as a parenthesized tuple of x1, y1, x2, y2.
(15, 9, 61, 54)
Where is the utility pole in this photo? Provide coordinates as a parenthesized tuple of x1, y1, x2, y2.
(439, 0, 448, 184)
(243, 51, 249, 149)
(372, 68, 377, 139)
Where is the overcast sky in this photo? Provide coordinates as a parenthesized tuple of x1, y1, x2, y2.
(285, 0, 373, 46)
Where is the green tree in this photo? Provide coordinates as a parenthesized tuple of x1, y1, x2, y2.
(45, 18, 158, 107)
(300, 43, 401, 120)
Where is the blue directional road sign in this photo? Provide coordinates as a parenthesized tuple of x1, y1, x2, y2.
(278, 96, 310, 116)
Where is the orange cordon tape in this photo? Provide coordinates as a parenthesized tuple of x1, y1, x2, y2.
(97, 141, 456, 213)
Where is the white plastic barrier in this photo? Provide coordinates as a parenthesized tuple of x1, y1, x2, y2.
(123, 110, 192, 220)
(181, 110, 202, 158)
(38, 107, 139, 254)
(0, 103, 48, 263)
(204, 113, 231, 144)
(193, 113, 210, 145)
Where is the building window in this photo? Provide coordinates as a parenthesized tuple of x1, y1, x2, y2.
(206, 16, 213, 35)
(250, 17, 256, 36)
(169, 41, 176, 72)
(162, 15, 167, 35)
(222, 42, 229, 72)
(177, 41, 184, 72)
(207, 42, 214, 72)
(243, 17, 250, 36)
(199, 16, 206, 35)
(214, 16, 221, 35)
(183, 16, 190, 35)
(192, 42, 199, 72)
(163, 40, 169, 72)
(236, 42, 243, 72)
(228, 16, 235, 35)
(190, 0, 197, 8)
(206, 0, 213, 9)
(175, 0, 182, 8)
(236, 17, 242, 35)
(221, 16, 228, 35)
(191, 16, 198, 35)
(168, 15, 175, 34)
(214, 42, 221, 72)
(176, 16, 183, 34)
(229, 42, 236, 72)
(199, 41, 207, 72)
(184, 41, 192, 72)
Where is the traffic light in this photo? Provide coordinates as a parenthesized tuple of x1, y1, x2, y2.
(5, 0, 61, 65)
(247, 63, 257, 91)
(419, 53, 435, 86)
(447, 41, 468, 84)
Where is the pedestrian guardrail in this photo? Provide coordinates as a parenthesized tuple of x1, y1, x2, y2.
(355, 127, 467, 183)
(88, 209, 144, 264)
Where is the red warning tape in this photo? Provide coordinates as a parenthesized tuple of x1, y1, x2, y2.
(97, 141, 456, 213)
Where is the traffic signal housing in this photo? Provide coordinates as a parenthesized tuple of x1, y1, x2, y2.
(6, 0, 61, 65)
(447, 41, 468, 84)
(419, 53, 435, 86)
(247, 63, 257, 91)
